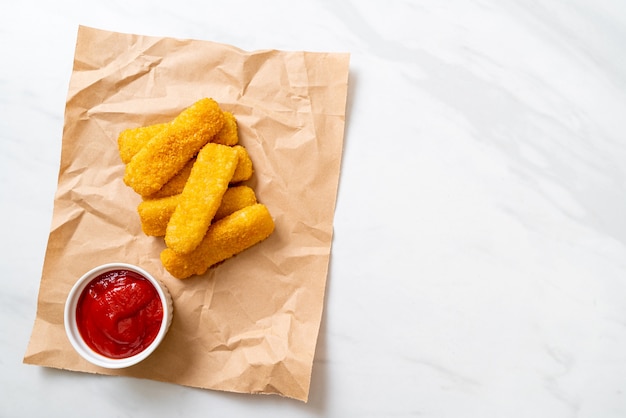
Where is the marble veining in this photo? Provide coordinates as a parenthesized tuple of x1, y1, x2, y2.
(2, 0, 626, 416)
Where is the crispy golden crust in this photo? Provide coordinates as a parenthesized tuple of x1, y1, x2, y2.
(118, 122, 169, 164)
(164, 143, 238, 254)
(138, 186, 257, 237)
(137, 194, 181, 236)
(160, 203, 275, 279)
(123, 98, 225, 197)
(144, 157, 196, 200)
(230, 145, 254, 183)
(213, 185, 257, 221)
(212, 111, 239, 146)
(119, 111, 238, 165)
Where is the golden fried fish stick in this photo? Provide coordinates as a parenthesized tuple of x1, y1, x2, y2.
(120, 111, 237, 164)
(230, 145, 254, 183)
(118, 122, 169, 164)
(165, 143, 238, 254)
(137, 194, 180, 236)
(123, 98, 225, 197)
(213, 185, 257, 220)
(212, 111, 239, 146)
(138, 186, 257, 237)
(144, 158, 195, 200)
(161, 203, 275, 279)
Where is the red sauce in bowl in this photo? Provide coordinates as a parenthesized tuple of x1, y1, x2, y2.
(76, 269, 164, 359)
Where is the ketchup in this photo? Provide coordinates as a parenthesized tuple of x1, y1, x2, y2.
(76, 269, 163, 359)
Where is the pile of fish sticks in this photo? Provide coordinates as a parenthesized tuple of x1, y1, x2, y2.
(118, 98, 274, 279)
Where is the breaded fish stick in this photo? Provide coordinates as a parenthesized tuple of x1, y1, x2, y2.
(161, 203, 275, 279)
(137, 186, 257, 237)
(214, 185, 257, 220)
(123, 98, 224, 197)
(137, 194, 180, 236)
(165, 143, 238, 254)
(231, 145, 254, 183)
(118, 122, 169, 164)
(119, 111, 238, 164)
(144, 158, 196, 200)
(212, 111, 239, 146)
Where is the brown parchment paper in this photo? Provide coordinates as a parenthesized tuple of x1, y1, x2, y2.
(23, 26, 350, 402)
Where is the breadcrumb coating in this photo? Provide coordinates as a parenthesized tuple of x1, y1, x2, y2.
(118, 122, 169, 164)
(213, 185, 257, 220)
(230, 145, 254, 183)
(164, 143, 238, 254)
(144, 157, 195, 200)
(160, 203, 275, 279)
(137, 194, 180, 236)
(123, 98, 225, 197)
(118, 110, 237, 165)
(212, 111, 239, 146)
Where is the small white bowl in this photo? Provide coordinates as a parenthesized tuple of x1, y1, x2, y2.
(64, 263, 173, 369)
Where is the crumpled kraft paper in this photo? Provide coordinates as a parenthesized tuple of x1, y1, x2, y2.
(23, 26, 350, 402)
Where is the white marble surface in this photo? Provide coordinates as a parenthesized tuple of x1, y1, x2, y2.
(2, 0, 626, 416)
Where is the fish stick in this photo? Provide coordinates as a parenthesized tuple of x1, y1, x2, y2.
(212, 111, 239, 146)
(144, 158, 196, 200)
(160, 203, 275, 279)
(137, 194, 180, 236)
(214, 185, 257, 220)
(123, 98, 225, 197)
(164, 143, 238, 254)
(231, 145, 254, 183)
(118, 122, 169, 164)
(138, 186, 257, 237)
(119, 111, 238, 165)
